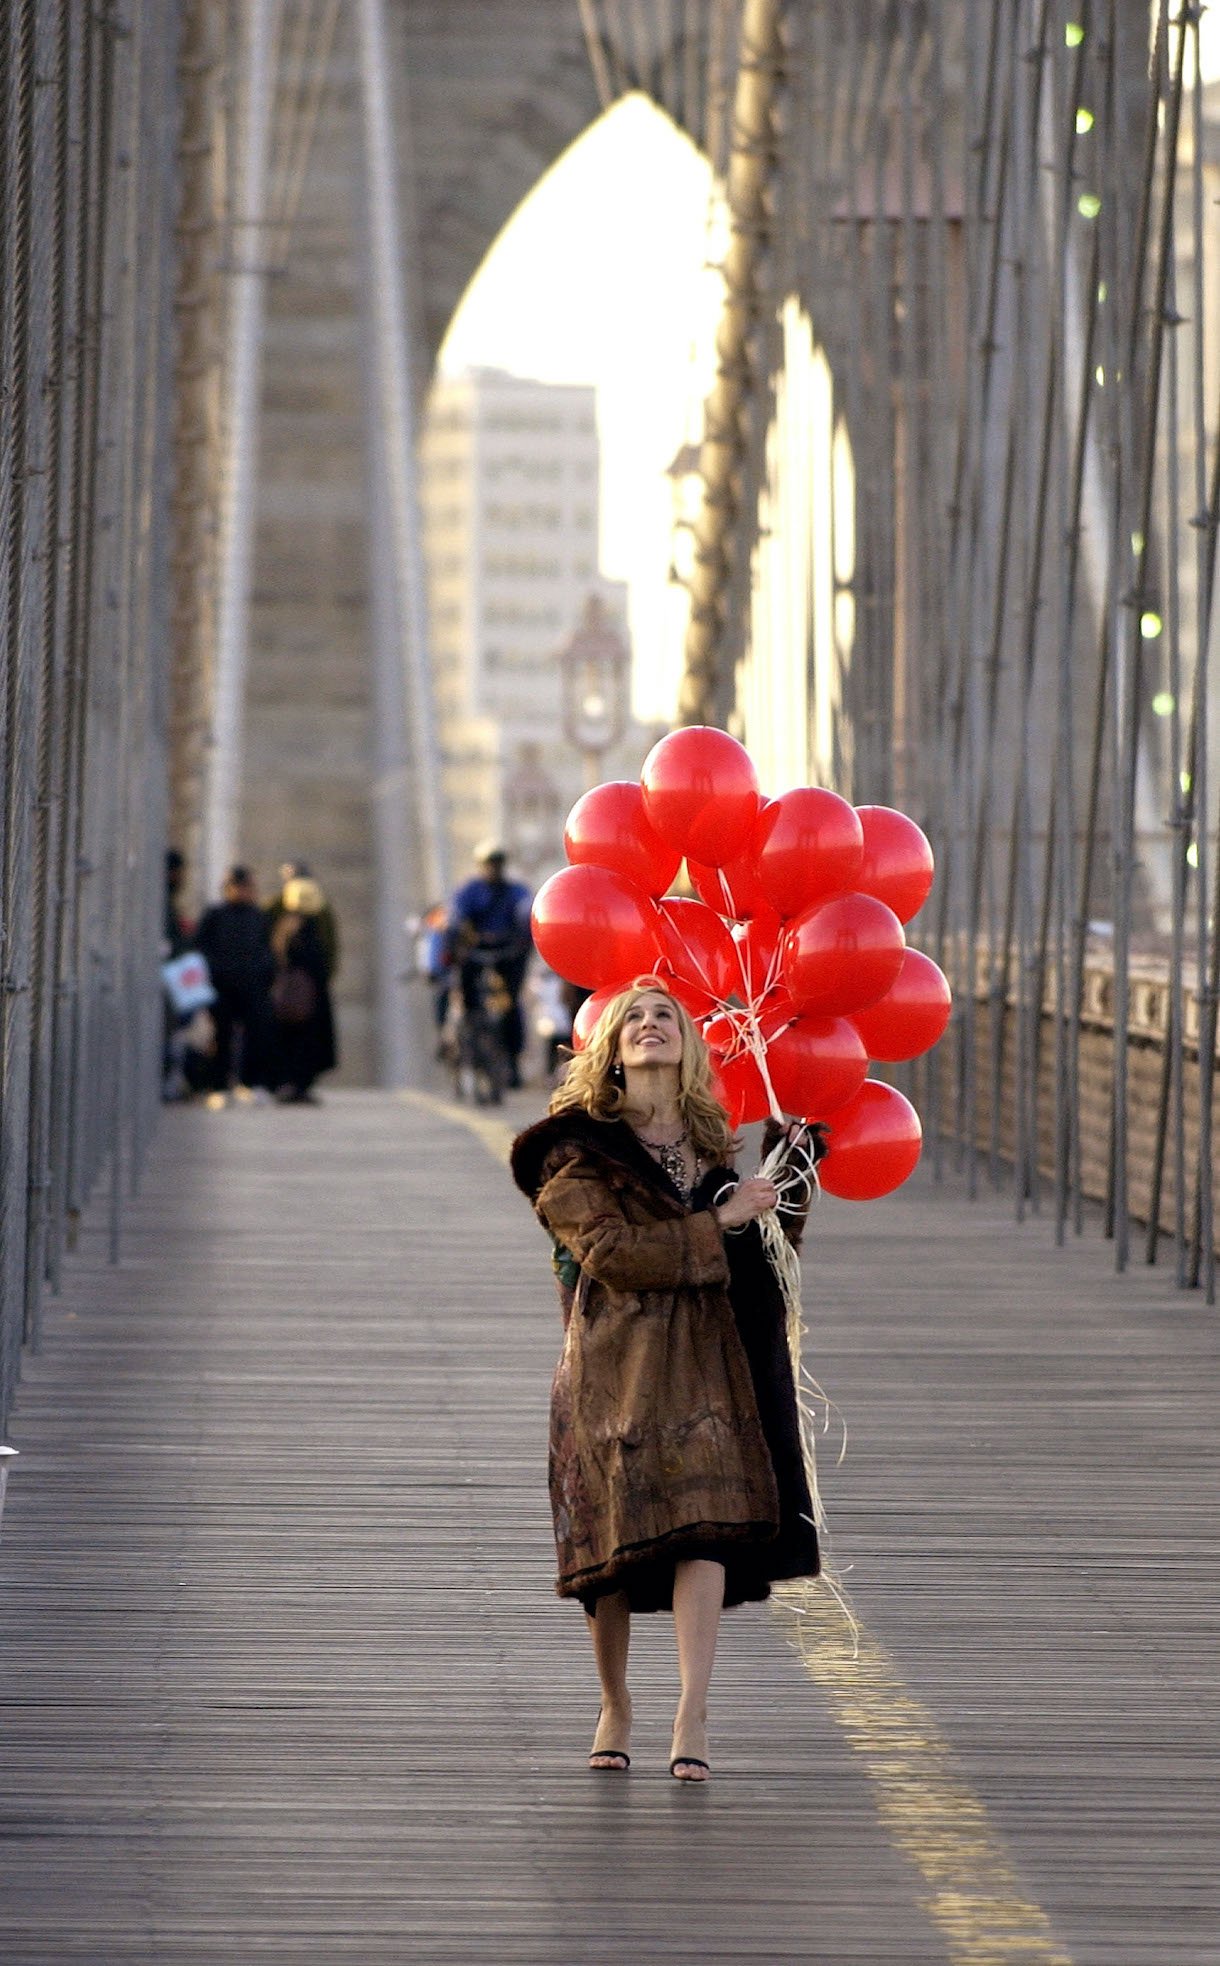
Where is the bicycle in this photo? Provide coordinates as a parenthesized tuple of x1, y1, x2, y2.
(443, 947, 512, 1105)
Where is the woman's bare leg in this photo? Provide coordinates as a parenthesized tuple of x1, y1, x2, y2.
(586, 1589, 632, 1767)
(670, 1557, 725, 1780)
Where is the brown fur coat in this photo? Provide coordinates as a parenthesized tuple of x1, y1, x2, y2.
(511, 1111, 820, 1612)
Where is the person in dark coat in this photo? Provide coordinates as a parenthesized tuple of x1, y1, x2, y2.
(266, 859, 341, 982)
(511, 978, 820, 1784)
(268, 876, 337, 1104)
(194, 866, 274, 1095)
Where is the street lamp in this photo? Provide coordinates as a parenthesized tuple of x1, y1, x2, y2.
(559, 594, 630, 789)
(502, 739, 563, 881)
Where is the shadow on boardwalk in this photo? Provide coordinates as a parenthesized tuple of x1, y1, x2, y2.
(0, 1090, 1215, 1964)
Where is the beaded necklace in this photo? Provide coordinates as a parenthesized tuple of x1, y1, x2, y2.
(633, 1125, 701, 1202)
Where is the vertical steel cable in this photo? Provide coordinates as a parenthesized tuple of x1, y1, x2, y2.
(1145, 18, 1187, 1273)
(1187, 10, 1218, 1299)
(1, 0, 40, 1424)
(1112, 0, 1183, 1270)
(61, 0, 119, 1243)
(0, 11, 17, 1419)
(20, 0, 69, 1349)
(46, 0, 101, 1296)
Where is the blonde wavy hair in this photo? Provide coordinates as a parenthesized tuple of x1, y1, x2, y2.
(550, 976, 737, 1166)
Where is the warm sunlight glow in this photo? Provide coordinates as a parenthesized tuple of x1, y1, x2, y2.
(436, 95, 722, 724)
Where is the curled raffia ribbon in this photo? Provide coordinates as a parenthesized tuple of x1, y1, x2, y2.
(716, 1121, 859, 1653)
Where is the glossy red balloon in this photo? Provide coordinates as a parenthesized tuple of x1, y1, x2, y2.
(851, 949, 952, 1062)
(564, 780, 682, 899)
(782, 892, 906, 1016)
(641, 727, 760, 866)
(531, 865, 662, 990)
(730, 909, 782, 1002)
(665, 973, 720, 1021)
(657, 897, 738, 1003)
(755, 788, 865, 920)
(714, 1048, 772, 1128)
(855, 806, 935, 925)
(766, 1016, 869, 1120)
(817, 1080, 922, 1200)
(701, 1010, 738, 1058)
(572, 984, 621, 1050)
(757, 989, 797, 1041)
(687, 801, 776, 918)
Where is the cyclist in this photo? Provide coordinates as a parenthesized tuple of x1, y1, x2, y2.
(448, 843, 533, 1088)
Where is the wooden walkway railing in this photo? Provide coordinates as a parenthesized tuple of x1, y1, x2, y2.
(0, 1091, 1214, 1964)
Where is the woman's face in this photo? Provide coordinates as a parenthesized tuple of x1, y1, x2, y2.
(615, 991, 684, 1072)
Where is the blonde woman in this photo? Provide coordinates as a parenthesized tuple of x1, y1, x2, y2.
(511, 979, 820, 1782)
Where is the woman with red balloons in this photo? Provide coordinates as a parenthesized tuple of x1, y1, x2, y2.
(513, 725, 952, 1780)
(511, 977, 822, 1782)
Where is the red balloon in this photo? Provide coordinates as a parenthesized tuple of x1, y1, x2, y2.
(572, 984, 621, 1050)
(564, 780, 682, 899)
(657, 897, 738, 1002)
(856, 806, 935, 924)
(687, 801, 776, 917)
(783, 892, 905, 1016)
(757, 991, 797, 1042)
(641, 727, 760, 866)
(851, 949, 952, 1062)
(817, 1080, 922, 1200)
(715, 1048, 772, 1128)
(531, 865, 662, 990)
(755, 788, 864, 919)
(766, 1016, 869, 1120)
(730, 909, 782, 1002)
(665, 973, 720, 1020)
(701, 1009, 738, 1058)
(702, 1012, 773, 1126)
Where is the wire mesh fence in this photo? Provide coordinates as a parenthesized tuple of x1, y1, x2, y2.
(0, 2, 183, 1433)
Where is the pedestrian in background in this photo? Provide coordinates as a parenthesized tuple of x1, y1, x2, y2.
(195, 866, 274, 1100)
(267, 859, 341, 982)
(268, 876, 337, 1104)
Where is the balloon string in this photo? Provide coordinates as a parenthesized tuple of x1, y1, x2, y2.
(754, 1139, 834, 1520)
(711, 868, 786, 1122)
(713, 1108, 855, 1639)
(659, 909, 722, 1000)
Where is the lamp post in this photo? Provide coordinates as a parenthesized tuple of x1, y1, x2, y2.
(503, 740, 563, 882)
(559, 594, 630, 790)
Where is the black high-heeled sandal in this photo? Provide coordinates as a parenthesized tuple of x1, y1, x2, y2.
(589, 1748, 631, 1771)
(669, 1756, 710, 1782)
(589, 1709, 630, 1771)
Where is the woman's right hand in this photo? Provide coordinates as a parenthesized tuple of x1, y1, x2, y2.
(715, 1176, 779, 1229)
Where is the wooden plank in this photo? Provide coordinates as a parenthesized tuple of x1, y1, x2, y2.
(0, 1090, 1216, 1963)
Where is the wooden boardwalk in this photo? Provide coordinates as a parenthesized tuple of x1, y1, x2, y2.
(0, 1089, 1216, 1965)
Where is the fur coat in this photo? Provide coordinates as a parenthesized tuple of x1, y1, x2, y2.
(510, 1110, 820, 1612)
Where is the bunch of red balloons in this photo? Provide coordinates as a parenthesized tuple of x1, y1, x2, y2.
(531, 727, 951, 1201)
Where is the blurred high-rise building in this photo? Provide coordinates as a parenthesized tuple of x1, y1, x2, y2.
(420, 369, 655, 885)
